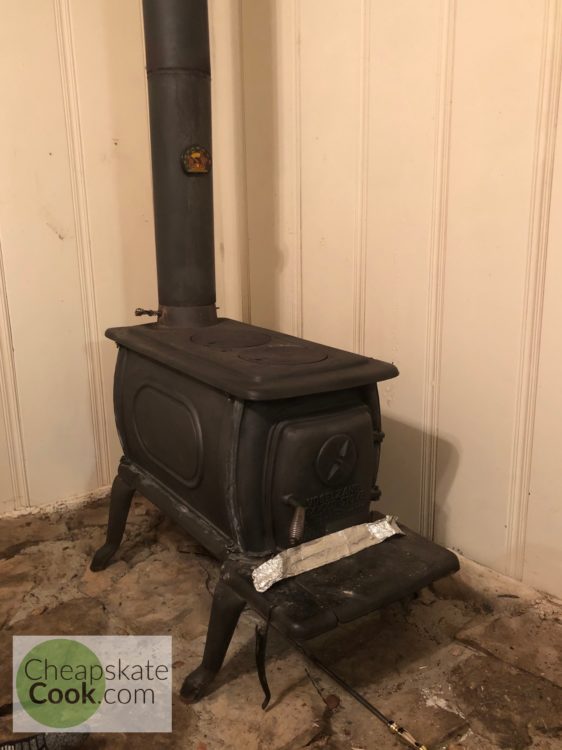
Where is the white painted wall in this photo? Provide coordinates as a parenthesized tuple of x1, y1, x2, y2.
(0, 0, 560, 599)
(0, 0, 247, 510)
(239, 0, 562, 598)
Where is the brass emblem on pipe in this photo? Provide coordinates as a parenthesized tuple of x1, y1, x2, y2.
(181, 145, 212, 174)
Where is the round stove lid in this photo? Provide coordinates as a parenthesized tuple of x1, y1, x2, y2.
(239, 344, 328, 366)
(191, 329, 271, 349)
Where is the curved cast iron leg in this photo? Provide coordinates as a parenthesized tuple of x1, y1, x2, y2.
(180, 578, 246, 703)
(90, 474, 135, 572)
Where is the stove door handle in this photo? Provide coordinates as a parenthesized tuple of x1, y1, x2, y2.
(283, 494, 307, 546)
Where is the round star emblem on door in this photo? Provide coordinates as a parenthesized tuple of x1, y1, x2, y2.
(315, 434, 357, 487)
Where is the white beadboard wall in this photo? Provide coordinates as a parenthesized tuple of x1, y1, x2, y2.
(0, 0, 561, 599)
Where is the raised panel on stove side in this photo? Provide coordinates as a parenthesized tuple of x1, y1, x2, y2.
(114, 348, 235, 538)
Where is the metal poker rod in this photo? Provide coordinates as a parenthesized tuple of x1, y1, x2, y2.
(285, 633, 428, 750)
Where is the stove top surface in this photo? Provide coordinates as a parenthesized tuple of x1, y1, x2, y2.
(107, 318, 398, 400)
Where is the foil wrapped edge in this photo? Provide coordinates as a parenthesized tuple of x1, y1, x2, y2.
(252, 515, 403, 593)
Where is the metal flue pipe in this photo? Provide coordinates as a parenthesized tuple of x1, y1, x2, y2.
(142, 0, 217, 327)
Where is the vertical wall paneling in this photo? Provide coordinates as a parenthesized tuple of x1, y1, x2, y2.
(241, 0, 302, 335)
(241, 0, 278, 330)
(505, 0, 562, 581)
(434, 0, 545, 569)
(209, 0, 252, 323)
(363, 0, 443, 529)
(419, 0, 456, 539)
(0, 241, 29, 511)
(0, 0, 251, 510)
(54, 0, 110, 488)
(0, 0, 99, 506)
(274, 0, 303, 338)
(352, 0, 371, 356)
(299, 0, 363, 348)
(525, 63, 562, 598)
(68, 0, 158, 472)
(288, 0, 303, 339)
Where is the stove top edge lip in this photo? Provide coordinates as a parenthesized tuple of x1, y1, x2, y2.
(105, 318, 399, 400)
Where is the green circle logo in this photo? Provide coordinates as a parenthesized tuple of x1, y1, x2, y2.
(16, 638, 105, 728)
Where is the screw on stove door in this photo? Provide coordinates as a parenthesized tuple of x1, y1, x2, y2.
(283, 495, 307, 547)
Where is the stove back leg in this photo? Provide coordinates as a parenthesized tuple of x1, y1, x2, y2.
(180, 576, 246, 703)
(90, 473, 135, 571)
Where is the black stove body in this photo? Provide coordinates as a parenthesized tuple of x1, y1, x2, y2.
(106, 319, 397, 559)
(92, 0, 458, 703)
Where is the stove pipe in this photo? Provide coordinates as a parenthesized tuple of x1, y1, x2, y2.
(142, 0, 217, 327)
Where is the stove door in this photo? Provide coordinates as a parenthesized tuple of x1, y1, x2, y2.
(264, 405, 375, 549)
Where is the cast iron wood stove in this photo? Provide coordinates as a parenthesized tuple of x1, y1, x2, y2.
(91, 0, 459, 705)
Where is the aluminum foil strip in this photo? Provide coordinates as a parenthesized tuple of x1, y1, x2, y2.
(252, 515, 403, 593)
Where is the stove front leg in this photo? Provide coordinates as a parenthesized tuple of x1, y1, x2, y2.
(90, 473, 135, 572)
(180, 576, 246, 703)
